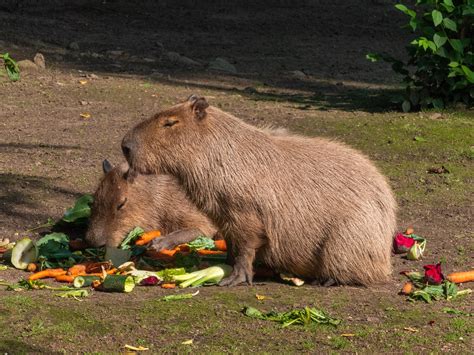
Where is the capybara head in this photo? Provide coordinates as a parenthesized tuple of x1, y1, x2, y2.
(85, 160, 136, 247)
(122, 95, 209, 176)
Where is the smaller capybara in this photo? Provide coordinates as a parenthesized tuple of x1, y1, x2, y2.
(85, 159, 218, 248)
(121, 96, 397, 286)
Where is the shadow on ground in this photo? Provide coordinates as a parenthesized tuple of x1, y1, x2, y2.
(0, 0, 408, 112)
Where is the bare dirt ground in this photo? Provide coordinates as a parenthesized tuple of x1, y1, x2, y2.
(0, 1, 473, 353)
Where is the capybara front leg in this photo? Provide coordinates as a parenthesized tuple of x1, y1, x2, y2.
(151, 228, 205, 251)
(219, 247, 256, 286)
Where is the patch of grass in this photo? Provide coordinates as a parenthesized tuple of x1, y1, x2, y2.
(330, 336, 351, 350)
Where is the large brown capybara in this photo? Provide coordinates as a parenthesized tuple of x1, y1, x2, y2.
(121, 95, 397, 286)
(85, 159, 218, 248)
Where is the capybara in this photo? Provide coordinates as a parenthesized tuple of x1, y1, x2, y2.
(85, 159, 218, 248)
(121, 95, 397, 286)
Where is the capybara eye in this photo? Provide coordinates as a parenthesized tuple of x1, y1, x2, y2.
(163, 120, 178, 128)
(117, 198, 127, 210)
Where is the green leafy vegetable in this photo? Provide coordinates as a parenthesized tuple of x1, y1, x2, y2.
(36, 233, 81, 269)
(1, 53, 20, 81)
(408, 281, 472, 303)
(62, 194, 94, 224)
(156, 267, 186, 283)
(243, 306, 341, 327)
(56, 289, 89, 300)
(442, 307, 473, 316)
(120, 227, 144, 250)
(187, 236, 215, 251)
(161, 290, 199, 301)
(172, 264, 232, 288)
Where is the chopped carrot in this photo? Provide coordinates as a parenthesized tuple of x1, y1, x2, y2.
(161, 283, 176, 289)
(55, 275, 76, 283)
(106, 268, 118, 275)
(177, 244, 190, 253)
(27, 263, 37, 272)
(67, 264, 87, 276)
(91, 280, 102, 289)
(446, 270, 474, 284)
(214, 240, 227, 251)
(197, 249, 226, 256)
(400, 281, 414, 295)
(405, 227, 414, 235)
(135, 230, 161, 246)
(29, 268, 66, 281)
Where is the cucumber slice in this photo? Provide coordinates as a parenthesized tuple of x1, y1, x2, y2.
(100, 275, 135, 293)
(11, 238, 38, 269)
(73, 275, 101, 288)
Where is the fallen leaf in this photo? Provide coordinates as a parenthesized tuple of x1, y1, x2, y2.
(404, 327, 419, 332)
(80, 113, 91, 119)
(79, 79, 88, 85)
(124, 345, 149, 351)
(340, 333, 356, 337)
(413, 136, 426, 142)
(256, 294, 267, 300)
(181, 339, 193, 345)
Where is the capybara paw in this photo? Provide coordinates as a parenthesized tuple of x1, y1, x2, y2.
(219, 271, 247, 287)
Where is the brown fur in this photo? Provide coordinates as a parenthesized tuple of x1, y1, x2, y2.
(86, 162, 218, 248)
(122, 96, 397, 286)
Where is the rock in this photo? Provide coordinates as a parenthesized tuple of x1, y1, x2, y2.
(79, 100, 89, 106)
(86, 73, 99, 80)
(165, 51, 202, 67)
(69, 42, 80, 51)
(289, 70, 306, 79)
(208, 57, 237, 74)
(17, 60, 39, 72)
(33, 53, 46, 69)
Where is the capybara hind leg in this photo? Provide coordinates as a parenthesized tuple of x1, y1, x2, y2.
(151, 228, 206, 251)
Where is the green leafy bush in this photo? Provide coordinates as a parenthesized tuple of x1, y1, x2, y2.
(367, 0, 474, 111)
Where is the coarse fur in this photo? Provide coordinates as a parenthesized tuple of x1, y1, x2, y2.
(86, 161, 218, 248)
(122, 96, 397, 286)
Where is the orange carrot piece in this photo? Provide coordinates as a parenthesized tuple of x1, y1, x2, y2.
(27, 263, 38, 272)
(106, 268, 118, 275)
(161, 283, 176, 289)
(197, 249, 226, 256)
(55, 275, 76, 283)
(214, 240, 227, 251)
(405, 227, 414, 235)
(400, 281, 414, 295)
(446, 270, 474, 284)
(29, 268, 66, 281)
(135, 230, 161, 246)
(67, 264, 87, 276)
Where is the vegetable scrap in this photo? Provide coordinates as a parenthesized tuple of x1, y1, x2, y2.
(161, 290, 199, 302)
(172, 264, 233, 288)
(400, 263, 472, 303)
(243, 306, 341, 327)
(123, 345, 149, 351)
(393, 227, 426, 260)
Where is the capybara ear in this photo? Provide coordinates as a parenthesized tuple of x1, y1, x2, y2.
(188, 95, 209, 120)
(102, 159, 113, 174)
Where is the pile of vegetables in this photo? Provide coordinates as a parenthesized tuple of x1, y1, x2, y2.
(393, 227, 426, 260)
(400, 263, 473, 303)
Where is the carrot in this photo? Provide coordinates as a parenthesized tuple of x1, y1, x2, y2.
(67, 264, 87, 276)
(161, 283, 176, 289)
(55, 275, 76, 283)
(197, 249, 226, 256)
(106, 268, 118, 275)
(405, 227, 414, 235)
(446, 270, 474, 284)
(135, 230, 161, 246)
(27, 263, 37, 272)
(29, 268, 66, 281)
(400, 281, 414, 295)
(177, 244, 190, 253)
(92, 280, 102, 289)
(214, 240, 227, 251)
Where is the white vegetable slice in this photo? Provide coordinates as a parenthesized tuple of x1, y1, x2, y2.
(11, 238, 38, 269)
